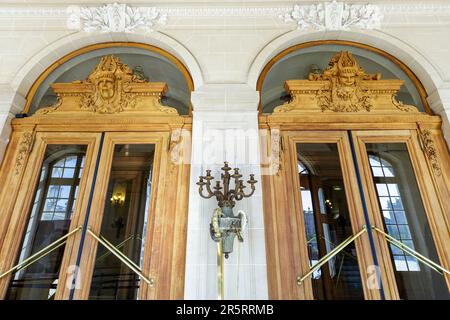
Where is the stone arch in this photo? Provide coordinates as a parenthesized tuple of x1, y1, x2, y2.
(248, 29, 444, 111)
(11, 31, 204, 114)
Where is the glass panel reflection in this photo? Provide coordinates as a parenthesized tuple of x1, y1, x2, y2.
(297, 143, 364, 300)
(6, 145, 87, 300)
(89, 144, 154, 300)
(366, 143, 449, 300)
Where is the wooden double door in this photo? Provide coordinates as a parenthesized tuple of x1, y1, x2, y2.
(262, 127, 450, 300)
(0, 129, 190, 300)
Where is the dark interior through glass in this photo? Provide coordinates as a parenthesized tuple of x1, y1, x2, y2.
(88, 144, 154, 300)
(297, 143, 364, 300)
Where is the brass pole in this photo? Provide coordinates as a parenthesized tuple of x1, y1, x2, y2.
(297, 226, 367, 285)
(87, 228, 154, 286)
(372, 226, 450, 275)
(96, 234, 141, 262)
(96, 232, 142, 271)
(0, 226, 82, 280)
(15, 240, 68, 274)
(217, 240, 224, 300)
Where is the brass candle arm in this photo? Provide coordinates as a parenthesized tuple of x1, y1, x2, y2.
(197, 161, 257, 209)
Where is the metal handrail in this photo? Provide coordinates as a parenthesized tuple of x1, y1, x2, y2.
(95, 234, 142, 262)
(372, 225, 450, 276)
(297, 226, 367, 285)
(96, 231, 142, 272)
(86, 228, 154, 286)
(0, 226, 82, 280)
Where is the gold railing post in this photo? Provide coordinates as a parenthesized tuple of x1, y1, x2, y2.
(217, 241, 224, 300)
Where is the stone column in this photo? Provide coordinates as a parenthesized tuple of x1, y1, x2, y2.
(428, 86, 450, 148)
(184, 84, 268, 299)
(0, 86, 25, 164)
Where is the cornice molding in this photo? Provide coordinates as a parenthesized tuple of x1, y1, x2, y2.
(1, 3, 450, 17)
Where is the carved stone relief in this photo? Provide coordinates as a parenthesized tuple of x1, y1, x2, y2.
(280, 1, 383, 31)
(67, 3, 167, 33)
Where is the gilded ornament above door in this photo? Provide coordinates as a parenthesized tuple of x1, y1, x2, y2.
(274, 51, 419, 114)
(36, 55, 178, 116)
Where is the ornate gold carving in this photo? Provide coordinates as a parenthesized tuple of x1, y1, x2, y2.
(14, 131, 34, 175)
(391, 94, 417, 113)
(79, 56, 142, 113)
(312, 51, 378, 112)
(35, 96, 62, 115)
(35, 55, 178, 116)
(420, 129, 442, 176)
(273, 51, 420, 114)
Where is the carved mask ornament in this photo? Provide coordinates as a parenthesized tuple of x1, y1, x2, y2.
(81, 55, 143, 114)
(317, 51, 379, 112)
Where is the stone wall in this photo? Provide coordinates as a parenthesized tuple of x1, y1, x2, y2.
(1, 1, 450, 299)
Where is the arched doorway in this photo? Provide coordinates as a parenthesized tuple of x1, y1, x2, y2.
(259, 44, 450, 300)
(0, 45, 192, 300)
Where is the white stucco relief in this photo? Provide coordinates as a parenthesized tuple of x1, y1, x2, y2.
(67, 3, 167, 33)
(280, 1, 383, 31)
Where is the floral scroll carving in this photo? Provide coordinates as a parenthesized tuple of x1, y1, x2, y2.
(14, 131, 34, 176)
(420, 130, 442, 176)
(280, 1, 383, 31)
(67, 3, 167, 33)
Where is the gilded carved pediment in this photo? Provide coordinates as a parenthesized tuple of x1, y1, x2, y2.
(35, 55, 178, 116)
(273, 51, 419, 114)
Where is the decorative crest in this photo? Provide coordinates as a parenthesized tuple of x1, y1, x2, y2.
(312, 51, 380, 112)
(35, 55, 178, 116)
(274, 51, 419, 114)
(81, 55, 143, 113)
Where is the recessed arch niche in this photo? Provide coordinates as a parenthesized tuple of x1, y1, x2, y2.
(27, 43, 193, 116)
(258, 41, 429, 114)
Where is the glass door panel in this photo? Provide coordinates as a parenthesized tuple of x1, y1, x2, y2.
(364, 142, 449, 299)
(5, 145, 86, 299)
(87, 142, 156, 300)
(296, 141, 365, 300)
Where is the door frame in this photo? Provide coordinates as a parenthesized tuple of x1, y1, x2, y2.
(73, 132, 167, 300)
(352, 129, 450, 297)
(260, 112, 450, 300)
(0, 131, 102, 299)
(261, 129, 381, 299)
(0, 116, 192, 300)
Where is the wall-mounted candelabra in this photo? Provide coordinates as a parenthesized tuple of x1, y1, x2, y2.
(197, 161, 257, 299)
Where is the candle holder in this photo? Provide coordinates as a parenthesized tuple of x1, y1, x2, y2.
(197, 161, 257, 258)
